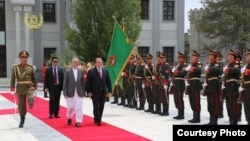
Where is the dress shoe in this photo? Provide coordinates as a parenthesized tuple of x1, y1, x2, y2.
(188, 119, 200, 123)
(117, 102, 124, 106)
(96, 122, 102, 126)
(173, 115, 184, 120)
(159, 112, 169, 116)
(67, 119, 72, 125)
(136, 107, 144, 110)
(111, 101, 118, 104)
(49, 115, 53, 119)
(54, 115, 61, 118)
(144, 109, 151, 112)
(75, 122, 81, 128)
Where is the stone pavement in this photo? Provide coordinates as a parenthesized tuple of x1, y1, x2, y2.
(0, 85, 247, 141)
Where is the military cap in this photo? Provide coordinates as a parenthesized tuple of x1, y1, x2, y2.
(191, 50, 200, 57)
(146, 53, 153, 59)
(217, 51, 223, 58)
(178, 52, 186, 58)
(160, 53, 166, 58)
(130, 54, 135, 59)
(19, 50, 29, 58)
(156, 51, 161, 57)
(136, 55, 142, 59)
(228, 48, 239, 57)
(208, 49, 218, 56)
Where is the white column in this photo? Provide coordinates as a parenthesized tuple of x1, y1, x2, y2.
(13, 5, 22, 57)
(23, 6, 33, 53)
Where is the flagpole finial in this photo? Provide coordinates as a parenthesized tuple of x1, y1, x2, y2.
(112, 15, 117, 22)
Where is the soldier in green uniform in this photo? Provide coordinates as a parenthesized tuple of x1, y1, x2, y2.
(186, 50, 203, 123)
(143, 54, 154, 113)
(172, 52, 188, 119)
(111, 82, 121, 104)
(224, 49, 241, 125)
(158, 53, 171, 116)
(241, 49, 250, 125)
(10, 51, 38, 128)
(216, 52, 224, 118)
(152, 51, 162, 114)
(236, 53, 243, 121)
(134, 55, 145, 110)
(128, 55, 137, 108)
(120, 60, 131, 107)
(204, 49, 222, 125)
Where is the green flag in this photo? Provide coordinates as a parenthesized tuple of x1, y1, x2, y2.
(106, 22, 133, 92)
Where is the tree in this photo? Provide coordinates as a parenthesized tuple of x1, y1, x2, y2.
(192, 0, 250, 52)
(65, 0, 142, 62)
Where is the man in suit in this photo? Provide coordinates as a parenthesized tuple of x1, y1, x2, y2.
(10, 51, 38, 128)
(44, 56, 64, 118)
(86, 57, 112, 126)
(63, 58, 85, 127)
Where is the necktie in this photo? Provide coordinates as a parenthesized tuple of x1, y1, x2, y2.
(98, 68, 102, 78)
(54, 67, 58, 85)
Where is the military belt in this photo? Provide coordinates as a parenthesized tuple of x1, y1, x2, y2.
(146, 76, 151, 79)
(208, 77, 218, 81)
(135, 76, 143, 79)
(226, 79, 238, 83)
(174, 77, 185, 81)
(17, 81, 33, 84)
(190, 77, 200, 80)
(244, 81, 250, 84)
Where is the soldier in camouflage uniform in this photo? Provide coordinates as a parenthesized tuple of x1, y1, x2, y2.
(158, 53, 171, 116)
(172, 52, 188, 119)
(241, 49, 250, 125)
(152, 51, 162, 114)
(186, 50, 203, 123)
(204, 49, 222, 125)
(134, 55, 145, 110)
(143, 54, 154, 113)
(10, 51, 38, 128)
(128, 55, 137, 108)
(224, 49, 241, 125)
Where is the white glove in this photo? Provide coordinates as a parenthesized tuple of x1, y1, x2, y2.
(142, 83, 145, 88)
(145, 64, 149, 69)
(223, 65, 228, 72)
(170, 81, 173, 86)
(203, 80, 207, 87)
(121, 72, 124, 76)
(163, 85, 168, 90)
(172, 67, 176, 73)
(10, 91, 15, 95)
(204, 65, 208, 72)
(185, 80, 190, 86)
(239, 86, 244, 92)
(221, 84, 225, 90)
(115, 81, 118, 85)
(241, 65, 246, 73)
(152, 76, 155, 80)
(185, 65, 191, 71)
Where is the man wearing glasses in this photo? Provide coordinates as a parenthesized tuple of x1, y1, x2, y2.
(44, 56, 64, 119)
(10, 50, 38, 128)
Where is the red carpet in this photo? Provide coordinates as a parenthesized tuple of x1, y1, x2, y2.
(0, 93, 151, 141)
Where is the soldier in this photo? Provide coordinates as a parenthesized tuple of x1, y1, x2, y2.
(216, 52, 224, 118)
(158, 53, 171, 116)
(152, 51, 162, 114)
(204, 49, 222, 125)
(186, 50, 203, 123)
(120, 60, 131, 107)
(236, 53, 243, 122)
(134, 55, 146, 110)
(172, 52, 188, 120)
(10, 51, 38, 128)
(143, 54, 154, 113)
(223, 49, 241, 125)
(110, 82, 120, 104)
(240, 49, 250, 125)
(128, 55, 137, 108)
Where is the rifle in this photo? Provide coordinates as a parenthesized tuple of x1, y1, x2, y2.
(203, 64, 209, 96)
(169, 63, 179, 94)
(184, 64, 191, 95)
(219, 64, 228, 101)
(238, 65, 246, 103)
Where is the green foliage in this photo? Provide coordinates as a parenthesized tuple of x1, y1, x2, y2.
(193, 0, 250, 51)
(65, 0, 142, 62)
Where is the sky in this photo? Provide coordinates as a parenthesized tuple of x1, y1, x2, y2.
(185, 0, 203, 32)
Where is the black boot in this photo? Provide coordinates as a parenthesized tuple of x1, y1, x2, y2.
(118, 98, 125, 106)
(111, 96, 118, 104)
(19, 116, 25, 128)
(136, 102, 145, 110)
(160, 104, 169, 116)
(173, 110, 184, 120)
(144, 103, 151, 112)
(153, 104, 161, 114)
(188, 112, 200, 123)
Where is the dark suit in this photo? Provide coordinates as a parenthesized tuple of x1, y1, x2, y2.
(44, 66, 64, 117)
(86, 67, 112, 123)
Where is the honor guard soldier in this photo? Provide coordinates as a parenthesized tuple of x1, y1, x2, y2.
(128, 54, 137, 108)
(216, 51, 224, 118)
(203, 49, 222, 125)
(120, 58, 132, 107)
(10, 51, 38, 128)
(186, 50, 203, 123)
(236, 53, 243, 121)
(143, 54, 154, 113)
(158, 53, 171, 116)
(172, 52, 188, 119)
(152, 51, 162, 114)
(134, 55, 146, 110)
(240, 49, 250, 125)
(224, 49, 241, 125)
